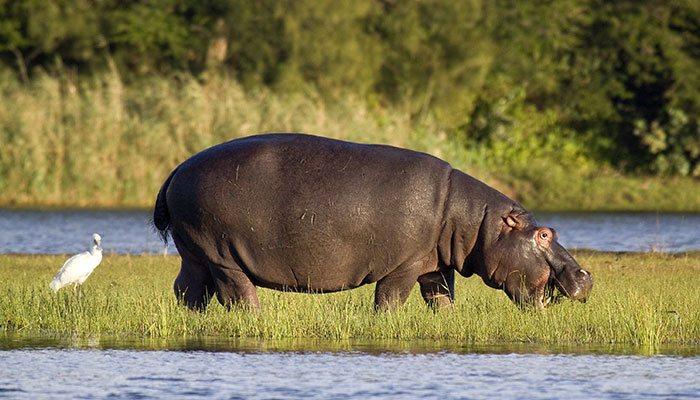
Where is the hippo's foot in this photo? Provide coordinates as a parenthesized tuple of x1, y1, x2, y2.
(422, 294, 453, 310)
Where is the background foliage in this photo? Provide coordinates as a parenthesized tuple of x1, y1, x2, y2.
(0, 0, 698, 209)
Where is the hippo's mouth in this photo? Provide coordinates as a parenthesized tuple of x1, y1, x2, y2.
(543, 280, 564, 307)
(543, 264, 566, 306)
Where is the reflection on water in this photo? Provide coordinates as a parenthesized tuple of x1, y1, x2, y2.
(0, 335, 698, 400)
(0, 209, 698, 254)
(1, 334, 699, 357)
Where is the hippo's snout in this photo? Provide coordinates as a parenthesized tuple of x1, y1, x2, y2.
(544, 240, 593, 303)
(555, 267, 593, 303)
(571, 268, 593, 302)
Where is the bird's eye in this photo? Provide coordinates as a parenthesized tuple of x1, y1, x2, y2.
(540, 232, 548, 239)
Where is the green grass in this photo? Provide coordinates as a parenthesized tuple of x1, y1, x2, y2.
(0, 71, 698, 212)
(1, 252, 698, 351)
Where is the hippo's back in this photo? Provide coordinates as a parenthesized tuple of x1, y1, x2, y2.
(166, 133, 452, 291)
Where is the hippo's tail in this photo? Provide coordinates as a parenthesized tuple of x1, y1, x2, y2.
(152, 166, 178, 244)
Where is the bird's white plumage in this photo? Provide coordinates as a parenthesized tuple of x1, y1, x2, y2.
(50, 233, 103, 292)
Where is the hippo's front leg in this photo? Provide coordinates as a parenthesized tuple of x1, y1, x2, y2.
(418, 269, 454, 309)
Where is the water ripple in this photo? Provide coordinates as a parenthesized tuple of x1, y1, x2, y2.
(0, 349, 697, 399)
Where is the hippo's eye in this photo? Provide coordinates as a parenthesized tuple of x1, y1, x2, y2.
(536, 229, 553, 245)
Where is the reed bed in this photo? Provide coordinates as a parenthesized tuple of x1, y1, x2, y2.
(0, 71, 698, 211)
(0, 252, 697, 350)
(0, 72, 421, 208)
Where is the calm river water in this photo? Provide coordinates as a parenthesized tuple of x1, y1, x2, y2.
(0, 345, 698, 399)
(0, 210, 698, 254)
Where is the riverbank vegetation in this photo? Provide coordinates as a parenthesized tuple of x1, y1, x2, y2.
(1, 252, 698, 350)
(1, 72, 697, 211)
(0, 1, 699, 211)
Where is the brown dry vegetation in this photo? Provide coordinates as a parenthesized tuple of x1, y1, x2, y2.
(1, 73, 698, 211)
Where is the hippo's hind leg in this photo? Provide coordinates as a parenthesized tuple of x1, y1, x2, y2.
(418, 269, 454, 310)
(208, 261, 260, 311)
(174, 257, 215, 311)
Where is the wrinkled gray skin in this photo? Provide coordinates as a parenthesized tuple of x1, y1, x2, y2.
(153, 133, 593, 311)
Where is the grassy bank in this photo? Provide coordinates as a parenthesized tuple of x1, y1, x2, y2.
(0, 72, 698, 212)
(1, 252, 698, 350)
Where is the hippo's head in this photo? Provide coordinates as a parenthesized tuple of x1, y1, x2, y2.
(479, 210, 593, 309)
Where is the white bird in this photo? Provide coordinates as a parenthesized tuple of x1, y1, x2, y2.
(50, 233, 103, 293)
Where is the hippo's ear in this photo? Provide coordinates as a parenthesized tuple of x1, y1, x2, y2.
(503, 212, 529, 230)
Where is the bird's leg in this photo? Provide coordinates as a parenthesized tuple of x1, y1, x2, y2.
(73, 284, 83, 299)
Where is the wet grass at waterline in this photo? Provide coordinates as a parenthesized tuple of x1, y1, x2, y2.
(0, 253, 698, 349)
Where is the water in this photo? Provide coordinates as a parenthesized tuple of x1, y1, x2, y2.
(0, 209, 167, 255)
(538, 212, 700, 253)
(0, 209, 697, 254)
(0, 343, 698, 399)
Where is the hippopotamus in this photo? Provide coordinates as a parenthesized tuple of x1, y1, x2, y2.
(153, 133, 592, 311)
